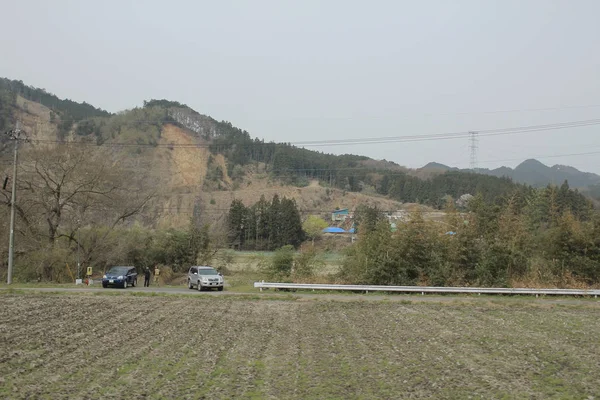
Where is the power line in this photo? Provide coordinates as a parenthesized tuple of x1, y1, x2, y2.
(24, 117, 600, 148)
(6, 149, 600, 176)
(41, 102, 600, 123)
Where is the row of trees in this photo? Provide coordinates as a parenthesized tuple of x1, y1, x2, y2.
(341, 185, 599, 287)
(228, 195, 305, 250)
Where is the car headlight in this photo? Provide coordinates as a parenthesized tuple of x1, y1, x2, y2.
(118, 276, 123, 280)
(202, 277, 209, 282)
(103, 275, 107, 279)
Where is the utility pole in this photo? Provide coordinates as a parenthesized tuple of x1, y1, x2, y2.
(77, 219, 81, 281)
(6, 120, 24, 284)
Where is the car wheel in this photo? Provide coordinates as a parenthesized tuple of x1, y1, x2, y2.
(102, 283, 107, 288)
(123, 280, 128, 289)
(197, 283, 203, 292)
(188, 280, 193, 289)
(218, 286, 224, 292)
(132, 279, 136, 287)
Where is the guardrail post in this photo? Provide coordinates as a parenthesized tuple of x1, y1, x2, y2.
(260, 280, 264, 292)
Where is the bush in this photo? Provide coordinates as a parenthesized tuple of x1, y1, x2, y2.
(263, 245, 295, 279)
(293, 248, 323, 279)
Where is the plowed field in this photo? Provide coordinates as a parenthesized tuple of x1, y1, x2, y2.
(1, 293, 599, 399)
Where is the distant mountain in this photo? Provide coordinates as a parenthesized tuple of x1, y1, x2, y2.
(420, 159, 600, 189)
(421, 162, 457, 171)
(480, 159, 600, 188)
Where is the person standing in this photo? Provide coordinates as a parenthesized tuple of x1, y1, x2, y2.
(144, 267, 151, 287)
(154, 265, 160, 286)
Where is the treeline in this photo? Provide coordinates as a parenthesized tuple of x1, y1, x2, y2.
(0, 77, 110, 121)
(4, 77, 593, 213)
(143, 99, 190, 109)
(0, 77, 111, 139)
(382, 171, 526, 207)
(205, 119, 555, 207)
(0, 84, 15, 133)
(7, 223, 219, 282)
(228, 195, 305, 250)
(208, 124, 373, 184)
(74, 106, 173, 146)
(341, 184, 598, 287)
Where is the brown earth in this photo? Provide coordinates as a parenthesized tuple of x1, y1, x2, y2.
(201, 172, 408, 221)
(153, 124, 210, 228)
(14, 95, 58, 142)
(7, 101, 432, 229)
(1, 293, 599, 399)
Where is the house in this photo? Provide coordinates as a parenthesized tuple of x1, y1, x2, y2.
(331, 208, 350, 222)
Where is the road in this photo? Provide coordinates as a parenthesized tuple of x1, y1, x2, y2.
(2, 285, 599, 305)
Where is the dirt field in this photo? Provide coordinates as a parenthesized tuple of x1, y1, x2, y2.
(1, 293, 599, 399)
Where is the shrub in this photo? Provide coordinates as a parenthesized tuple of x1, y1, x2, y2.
(263, 245, 295, 279)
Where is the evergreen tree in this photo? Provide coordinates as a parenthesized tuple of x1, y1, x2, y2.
(227, 200, 247, 249)
(280, 197, 305, 248)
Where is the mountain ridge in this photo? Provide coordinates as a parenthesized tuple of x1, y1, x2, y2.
(1, 76, 593, 227)
(420, 159, 600, 189)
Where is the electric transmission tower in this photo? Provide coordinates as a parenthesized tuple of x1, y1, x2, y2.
(469, 131, 478, 171)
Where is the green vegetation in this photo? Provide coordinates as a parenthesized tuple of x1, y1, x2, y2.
(0, 83, 16, 132)
(11, 222, 216, 282)
(341, 185, 599, 287)
(302, 215, 329, 245)
(228, 195, 305, 250)
(0, 77, 110, 120)
(73, 105, 173, 146)
(0, 77, 110, 138)
(3, 78, 600, 290)
(206, 116, 542, 208)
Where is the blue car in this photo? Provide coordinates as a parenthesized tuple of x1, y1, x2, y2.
(102, 266, 138, 288)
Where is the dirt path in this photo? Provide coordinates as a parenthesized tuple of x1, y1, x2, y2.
(2, 286, 599, 306)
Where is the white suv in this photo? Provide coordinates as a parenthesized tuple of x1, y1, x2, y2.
(188, 266, 224, 291)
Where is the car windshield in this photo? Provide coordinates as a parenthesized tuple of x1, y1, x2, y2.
(107, 267, 129, 275)
(198, 268, 218, 276)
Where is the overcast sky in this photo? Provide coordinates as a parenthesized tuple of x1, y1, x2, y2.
(2, 1, 600, 172)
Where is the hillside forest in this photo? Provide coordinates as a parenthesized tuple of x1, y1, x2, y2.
(0, 78, 599, 287)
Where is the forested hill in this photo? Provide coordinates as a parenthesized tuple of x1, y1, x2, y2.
(0, 78, 593, 213)
(0, 77, 110, 133)
(420, 159, 600, 190)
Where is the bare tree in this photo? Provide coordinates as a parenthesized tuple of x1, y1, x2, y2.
(1, 143, 157, 279)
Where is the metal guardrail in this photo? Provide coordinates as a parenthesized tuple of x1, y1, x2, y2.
(253, 282, 600, 297)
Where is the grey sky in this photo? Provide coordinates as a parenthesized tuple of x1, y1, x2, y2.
(2, 0, 600, 172)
